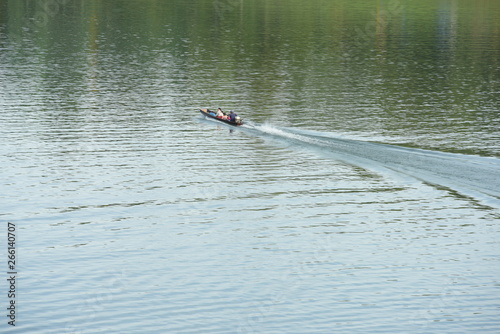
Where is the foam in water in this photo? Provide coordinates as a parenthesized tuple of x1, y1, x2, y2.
(243, 123, 500, 208)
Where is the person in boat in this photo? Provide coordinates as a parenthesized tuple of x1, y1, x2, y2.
(217, 108, 228, 120)
(207, 109, 216, 116)
(228, 111, 238, 122)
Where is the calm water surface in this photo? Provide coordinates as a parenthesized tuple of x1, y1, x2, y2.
(1, 1, 500, 333)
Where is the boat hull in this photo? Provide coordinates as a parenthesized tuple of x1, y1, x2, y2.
(199, 109, 242, 126)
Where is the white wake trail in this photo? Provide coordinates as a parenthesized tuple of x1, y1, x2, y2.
(248, 124, 500, 207)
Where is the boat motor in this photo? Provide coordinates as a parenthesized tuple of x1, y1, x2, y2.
(235, 116, 242, 124)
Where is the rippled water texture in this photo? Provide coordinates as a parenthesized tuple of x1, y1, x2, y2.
(1, 0, 499, 333)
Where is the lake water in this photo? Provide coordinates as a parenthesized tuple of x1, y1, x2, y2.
(1, 0, 500, 333)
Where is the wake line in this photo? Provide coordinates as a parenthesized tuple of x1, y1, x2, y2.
(244, 123, 500, 206)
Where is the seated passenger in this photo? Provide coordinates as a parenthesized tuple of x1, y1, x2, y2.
(217, 108, 228, 120)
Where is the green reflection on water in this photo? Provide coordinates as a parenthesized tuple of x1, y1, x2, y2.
(1, 0, 499, 155)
